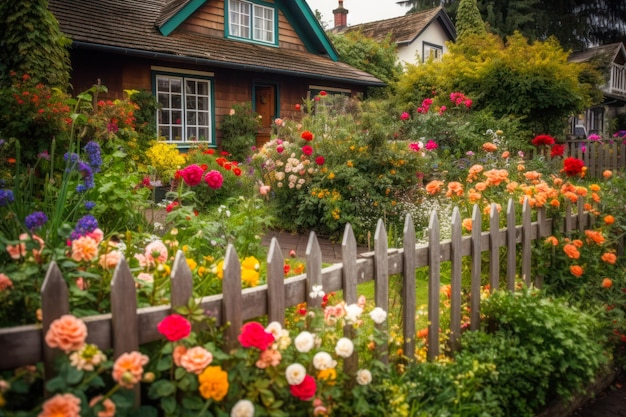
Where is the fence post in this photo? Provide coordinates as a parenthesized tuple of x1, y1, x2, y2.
(535, 207, 547, 288)
(578, 196, 586, 232)
(341, 223, 358, 376)
(222, 244, 242, 353)
(470, 205, 482, 331)
(427, 211, 440, 360)
(449, 208, 462, 353)
(521, 197, 532, 287)
(305, 232, 323, 310)
(267, 238, 285, 325)
(171, 250, 193, 308)
(374, 219, 389, 364)
(506, 199, 517, 291)
(41, 261, 69, 385)
(489, 203, 500, 292)
(110, 257, 140, 405)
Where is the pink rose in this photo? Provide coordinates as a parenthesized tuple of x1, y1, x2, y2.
(290, 375, 316, 400)
(204, 170, 224, 189)
(238, 322, 274, 350)
(157, 314, 191, 342)
(302, 145, 313, 156)
(98, 250, 122, 269)
(180, 346, 213, 374)
(400, 112, 409, 120)
(315, 156, 325, 165)
(180, 164, 205, 186)
(277, 146, 284, 153)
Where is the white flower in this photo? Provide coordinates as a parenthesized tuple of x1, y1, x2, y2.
(309, 285, 325, 299)
(344, 303, 363, 324)
(285, 363, 307, 385)
(356, 369, 372, 386)
(265, 321, 283, 338)
(294, 331, 315, 353)
(312, 352, 336, 370)
(369, 307, 387, 324)
(231, 399, 255, 417)
(276, 329, 292, 350)
(335, 337, 354, 358)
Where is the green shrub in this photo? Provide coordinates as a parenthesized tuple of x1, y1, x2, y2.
(220, 103, 260, 162)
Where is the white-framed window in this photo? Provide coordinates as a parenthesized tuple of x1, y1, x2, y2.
(155, 72, 213, 144)
(228, 0, 275, 44)
(423, 42, 443, 63)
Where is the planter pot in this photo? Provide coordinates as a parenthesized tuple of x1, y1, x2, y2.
(153, 185, 170, 203)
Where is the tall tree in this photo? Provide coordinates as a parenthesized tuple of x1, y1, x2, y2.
(455, 0, 486, 40)
(0, 0, 71, 89)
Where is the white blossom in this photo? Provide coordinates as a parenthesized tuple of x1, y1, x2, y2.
(294, 331, 315, 353)
(312, 352, 336, 370)
(369, 307, 387, 324)
(356, 369, 372, 385)
(309, 285, 325, 299)
(335, 337, 354, 358)
(344, 303, 363, 324)
(285, 363, 307, 385)
(231, 399, 255, 417)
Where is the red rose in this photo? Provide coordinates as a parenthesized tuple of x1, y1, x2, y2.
(319, 91, 327, 96)
(301, 131, 314, 141)
(277, 146, 284, 153)
(302, 145, 313, 156)
(284, 264, 291, 274)
(204, 170, 224, 189)
(180, 164, 204, 187)
(295, 104, 301, 111)
(563, 157, 585, 177)
(550, 144, 565, 157)
(157, 314, 191, 341)
(238, 322, 274, 350)
(290, 375, 316, 400)
(532, 134, 555, 147)
(315, 156, 325, 166)
(233, 167, 242, 176)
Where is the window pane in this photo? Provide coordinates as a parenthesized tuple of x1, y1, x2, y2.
(160, 110, 170, 124)
(157, 78, 169, 90)
(158, 93, 169, 108)
(187, 112, 197, 125)
(198, 127, 209, 141)
(172, 111, 182, 125)
(172, 127, 182, 141)
(187, 96, 197, 110)
(198, 96, 208, 110)
(172, 94, 182, 109)
(198, 112, 208, 125)
(170, 79, 182, 93)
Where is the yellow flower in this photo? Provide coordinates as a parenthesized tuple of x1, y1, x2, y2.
(186, 258, 197, 270)
(328, 172, 335, 180)
(318, 368, 337, 385)
(241, 256, 260, 271)
(212, 260, 224, 279)
(198, 366, 229, 401)
(241, 269, 260, 287)
(346, 160, 353, 167)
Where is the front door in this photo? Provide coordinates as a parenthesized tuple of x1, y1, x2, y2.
(254, 85, 276, 148)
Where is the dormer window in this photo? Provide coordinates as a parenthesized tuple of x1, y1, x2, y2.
(227, 0, 276, 45)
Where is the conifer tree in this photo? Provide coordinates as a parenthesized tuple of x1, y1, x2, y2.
(455, 0, 486, 40)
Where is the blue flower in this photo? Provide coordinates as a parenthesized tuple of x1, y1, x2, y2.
(25, 211, 48, 230)
(76, 161, 94, 193)
(84, 201, 96, 210)
(71, 215, 99, 240)
(84, 141, 102, 173)
(0, 189, 14, 207)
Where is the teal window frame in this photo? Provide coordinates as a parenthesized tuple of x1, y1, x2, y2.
(225, 0, 279, 47)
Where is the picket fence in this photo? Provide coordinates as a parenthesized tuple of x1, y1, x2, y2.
(556, 139, 625, 177)
(0, 198, 596, 388)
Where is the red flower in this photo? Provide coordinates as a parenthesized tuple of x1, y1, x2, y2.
(204, 170, 224, 189)
(550, 144, 565, 157)
(202, 149, 215, 155)
(284, 264, 291, 274)
(301, 131, 314, 141)
(290, 375, 316, 400)
(277, 146, 284, 153)
(295, 104, 301, 110)
(166, 201, 179, 212)
(157, 314, 191, 342)
(179, 164, 204, 187)
(215, 157, 227, 167)
(302, 145, 313, 156)
(233, 167, 242, 176)
(315, 156, 325, 166)
(220, 151, 229, 156)
(238, 322, 274, 350)
(223, 162, 232, 171)
(532, 134, 555, 147)
(563, 157, 585, 177)
(319, 91, 327, 96)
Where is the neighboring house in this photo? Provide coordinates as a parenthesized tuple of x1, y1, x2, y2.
(331, 5, 456, 67)
(568, 42, 626, 138)
(48, 0, 384, 148)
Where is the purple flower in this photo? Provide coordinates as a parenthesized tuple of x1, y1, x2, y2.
(107, 123, 119, 133)
(76, 161, 94, 193)
(71, 215, 99, 240)
(37, 150, 50, 160)
(25, 211, 48, 231)
(64, 152, 79, 164)
(0, 189, 14, 207)
(84, 201, 96, 210)
(83, 141, 102, 173)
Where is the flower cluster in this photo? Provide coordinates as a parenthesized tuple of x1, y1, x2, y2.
(145, 142, 186, 184)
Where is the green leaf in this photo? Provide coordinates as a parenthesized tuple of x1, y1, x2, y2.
(157, 356, 173, 371)
(130, 406, 158, 417)
(175, 367, 187, 380)
(149, 380, 176, 397)
(112, 389, 135, 408)
(181, 396, 204, 410)
(45, 376, 66, 392)
(161, 396, 177, 414)
(66, 366, 84, 385)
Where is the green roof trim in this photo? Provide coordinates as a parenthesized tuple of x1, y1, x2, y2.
(159, 0, 207, 36)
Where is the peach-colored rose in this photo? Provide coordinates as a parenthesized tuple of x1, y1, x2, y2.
(75, 277, 87, 291)
(71, 236, 99, 262)
(0, 273, 13, 291)
(256, 348, 282, 369)
(87, 228, 104, 244)
(173, 345, 187, 367)
(6, 237, 26, 260)
(601, 252, 617, 265)
(112, 351, 149, 389)
(39, 393, 81, 417)
(45, 315, 87, 353)
(136, 273, 154, 285)
(145, 241, 168, 264)
(180, 346, 213, 374)
(89, 396, 116, 417)
(99, 250, 122, 269)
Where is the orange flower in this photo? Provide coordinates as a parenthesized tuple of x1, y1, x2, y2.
(517, 163, 525, 172)
(71, 236, 99, 262)
(506, 181, 519, 193)
(462, 218, 472, 232)
(98, 250, 122, 269)
(89, 396, 116, 417)
(425, 180, 444, 195)
(173, 345, 187, 367)
(570, 265, 583, 277)
(572, 239, 583, 248)
(603, 170, 612, 179)
(39, 393, 81, 417)
(468, 189, 482, 203)
(467, 164, 484, 182)
(602, 278, 613, 288)
(524, 171, 542, 182)
(445, 181, 464, 197)
(482, 142, 497, 152)
(475, 182, 487, 192)
(584, 230, 605, 245)
(180, 346, 213, 375)
(592, 192, 600, 203)
(112, 351, 149, 389)
(589, 184, 601, 192)
(255, 348, 282, 369)
(601, 252, 617, 264)
(584, 203, 592, 211)
(563, 244, 580, 259)
(45, 315, 87, 353)
(544, 236, 558, 246)
(198, 366, 229, 401)
(604, 215, 615, 225)
(501, 151, 510, 159)
(575, 186, 588, 197)
(552, 177, 563, 187)
(550, 199, 560, 208)
(417, 328, 428, 339)
(563, 191, 578, 203)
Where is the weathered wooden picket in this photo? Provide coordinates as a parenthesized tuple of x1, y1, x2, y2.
(0, 198, 596, 388)
(538, 139, 626, 178)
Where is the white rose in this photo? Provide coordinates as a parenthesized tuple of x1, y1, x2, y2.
(285, 363, 307, 385)
(309, 284, 325, 299)
(265, 321, 283, 338)
(294, 331, 315, 353)
(312, 351, 336, 370)
(369, 307, 387, 324)
(344, 304, 363, 324)
(231, 399, 255, 417)
(356, 369, 372, 386)
(335, 337, 354, 358)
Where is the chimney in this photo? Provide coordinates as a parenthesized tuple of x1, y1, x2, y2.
(333, 0, 348, 29)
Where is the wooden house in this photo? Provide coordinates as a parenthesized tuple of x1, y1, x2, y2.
(331, 5, 456, 67)
(48, 0, 384, 148)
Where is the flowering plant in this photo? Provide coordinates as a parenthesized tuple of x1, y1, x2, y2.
(145, 142, 186, 185)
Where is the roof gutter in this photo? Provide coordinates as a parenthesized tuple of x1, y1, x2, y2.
(71, 41, 385, 87)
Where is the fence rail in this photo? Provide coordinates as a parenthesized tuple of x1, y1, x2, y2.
(563, 140, 626, 177)
(0, 198, 596, 386)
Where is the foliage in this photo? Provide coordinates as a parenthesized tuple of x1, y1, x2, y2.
(395, 31, 603, 135)
(455, 0, 486, 40)
(0, 0, 71, 89)
(145, 142, 186, 185)
(220, 103, 261, 162)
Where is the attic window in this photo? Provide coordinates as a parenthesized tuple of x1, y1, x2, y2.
(227, 0, 276, 45)
(423, 42, 443, 63)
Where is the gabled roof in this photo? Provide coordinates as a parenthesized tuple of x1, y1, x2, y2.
(334, 6, 456, 46)
(569, 42, 626, 66)
(48, 0, 384, 87)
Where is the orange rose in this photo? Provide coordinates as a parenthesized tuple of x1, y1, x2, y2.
(544, 236, 558, 246)
(462, 218, 472, 232)
(445, 181, 464, 197)
(603, 170, 612, 179)
(180, 346, 213, 375)
(45, 315, 87, 353)
(584, 230, 605, 245)
(604, 215, 615, 225)
(39, 394, 81, 417)
(572, 239, 584, 248)
(563, 244, 580, 259)
(501, 151, 510, 159)
(601, 252, 617, 264)
(482, 142, 497, 152)
(425, 180, 444, 195)
(89, 396, 116, 417)
(98, 250, 122, 269)
(112, 351, 149, 389)
(417, 328, 428, 339)
(602, 278, 613, 288)
(71, 236, 99, 262)
(570, 265, 583, 277)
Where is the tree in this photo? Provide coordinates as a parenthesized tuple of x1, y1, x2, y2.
(455, 0, 486, 40)
(329, 31, 403, 87)
(0, 0, 71, 89)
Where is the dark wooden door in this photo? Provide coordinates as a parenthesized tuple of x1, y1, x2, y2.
(255, 85, 275, 148)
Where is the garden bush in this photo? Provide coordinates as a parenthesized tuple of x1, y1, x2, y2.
(219, 102, 260, 163)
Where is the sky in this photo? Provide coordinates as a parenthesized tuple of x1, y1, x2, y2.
(304, 0, 407, 28)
